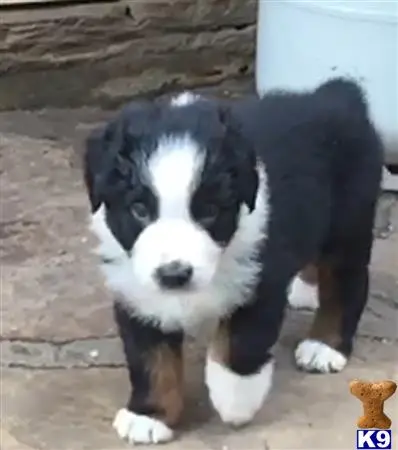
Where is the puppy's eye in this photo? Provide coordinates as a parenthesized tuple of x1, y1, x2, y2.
(131, 202, 150, 222)
(199, 203, 219, 225)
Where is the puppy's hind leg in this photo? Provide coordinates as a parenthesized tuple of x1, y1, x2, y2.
(295, 223, 374, 374)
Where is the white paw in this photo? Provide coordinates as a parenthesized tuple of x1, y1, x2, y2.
(205, 356, 274, 426)
(288, 277, 318, 310)
(112, 408, 174, 445)
(295, 339, 347, 373)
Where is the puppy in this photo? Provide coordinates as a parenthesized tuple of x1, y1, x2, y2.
(83, 80, 383, 444)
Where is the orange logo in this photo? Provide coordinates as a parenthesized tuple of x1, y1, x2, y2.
(350, 379, 397, 429)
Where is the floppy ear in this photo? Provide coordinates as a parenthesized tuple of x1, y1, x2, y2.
(83, 118, 123, 213)
(219, 105, 259, 212)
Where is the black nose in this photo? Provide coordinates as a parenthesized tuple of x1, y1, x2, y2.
(155, 261, 193, 288)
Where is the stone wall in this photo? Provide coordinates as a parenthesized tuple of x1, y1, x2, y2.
(0, 0, 257, 110)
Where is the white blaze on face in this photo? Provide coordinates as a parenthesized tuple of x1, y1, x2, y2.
(131, 135, 221, 291)
(149, 135, 203, 220)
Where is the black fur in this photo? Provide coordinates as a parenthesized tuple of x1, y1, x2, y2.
(223, 78, 383, 375)
(83, 77, 383, 425)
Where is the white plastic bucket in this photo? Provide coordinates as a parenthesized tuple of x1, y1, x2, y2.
(256, 0, 398, 164)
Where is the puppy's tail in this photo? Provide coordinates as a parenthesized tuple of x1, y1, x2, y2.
(316, 77, 370, 113)
(315, 77, 384, 188)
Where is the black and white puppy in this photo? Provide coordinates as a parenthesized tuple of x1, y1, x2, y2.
(83, 79, 383, 444)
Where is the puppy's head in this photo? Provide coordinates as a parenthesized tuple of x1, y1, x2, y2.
(84, 94, 259, 296)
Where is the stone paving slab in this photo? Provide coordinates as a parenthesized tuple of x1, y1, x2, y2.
(1, 132, 115, 341)
(1, 127, 397, 344)
(2, 335, 398, 450)
(1, 109, 397, 341)
(1, 110, 397, 450)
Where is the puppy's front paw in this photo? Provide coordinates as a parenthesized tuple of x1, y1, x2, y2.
(295, 339, 347, 373)
(205, 356, 274, 426)
(113, 408, 174, 445)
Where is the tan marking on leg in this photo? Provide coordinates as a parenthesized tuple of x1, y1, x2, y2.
(299, 263, 318, 285)
(149, 345, 184, 427)
(209, 321, 230, 366)
(309, 261, 342, 348)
